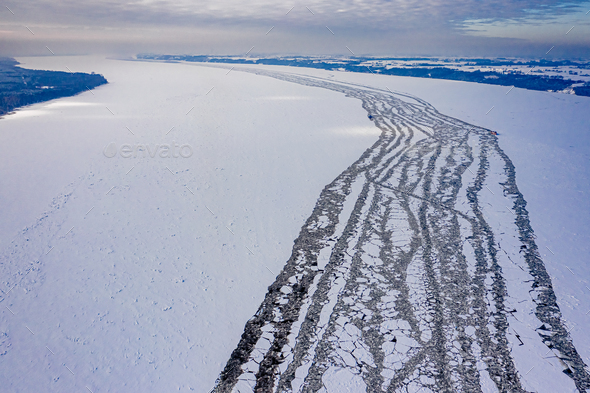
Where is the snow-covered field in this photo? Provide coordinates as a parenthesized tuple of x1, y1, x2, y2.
(1, 56, 589, 392)
(359, 58, 590, 83)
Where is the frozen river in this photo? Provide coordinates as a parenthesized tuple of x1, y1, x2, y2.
(1, 56, 589, 392)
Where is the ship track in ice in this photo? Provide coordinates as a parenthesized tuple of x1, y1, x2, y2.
(210, 67, 590, 393)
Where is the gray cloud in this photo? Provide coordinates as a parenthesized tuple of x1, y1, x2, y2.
(9, 0, 587, 25)
(1, 0, 589, 58)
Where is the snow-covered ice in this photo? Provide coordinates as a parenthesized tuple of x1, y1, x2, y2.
(1, 56, 589, 392)
(0, 56, 379, 392)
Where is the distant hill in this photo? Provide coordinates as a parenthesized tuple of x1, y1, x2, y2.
(139, 54, 590, 97)
(0, 58, 108, 116)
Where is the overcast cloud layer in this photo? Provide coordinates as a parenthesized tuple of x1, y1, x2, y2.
(1, 0, 589, 58)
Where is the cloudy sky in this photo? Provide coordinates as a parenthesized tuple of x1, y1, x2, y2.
(1, 0, 589, 58)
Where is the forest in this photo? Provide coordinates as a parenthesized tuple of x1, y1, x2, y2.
(0, 57, 108, 116)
